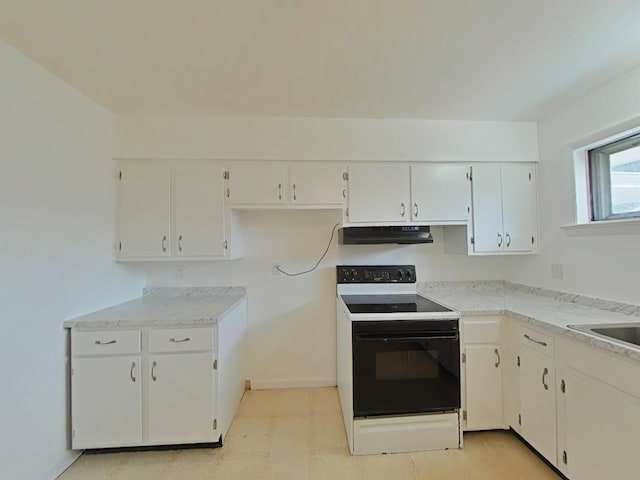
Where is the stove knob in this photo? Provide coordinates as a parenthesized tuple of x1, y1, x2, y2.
(396, 270, 404, 281)
(405, 270, 413, 281)
(351, 269, 359, 280)
(342, 270, 351, 281)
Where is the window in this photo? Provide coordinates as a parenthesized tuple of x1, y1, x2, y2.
(588, 133, 640, 221)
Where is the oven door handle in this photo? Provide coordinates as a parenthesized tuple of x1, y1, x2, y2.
(354, 334, 459, 342)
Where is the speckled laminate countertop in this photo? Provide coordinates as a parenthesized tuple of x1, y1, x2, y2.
(418, 281, 640, 362)
(63, 287, 247, 329)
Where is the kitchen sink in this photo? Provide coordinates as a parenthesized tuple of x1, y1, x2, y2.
(568, 323, 640, 349)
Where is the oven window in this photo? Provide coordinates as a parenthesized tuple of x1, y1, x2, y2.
(375, 350, 440, 380)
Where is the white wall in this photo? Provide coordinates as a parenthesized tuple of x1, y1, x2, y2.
(0, 41, 144, 479)
(146, 212, 516, 389)
(122, 114, 536, 388)
(510, 65, 640, 304)
(114, 115, 539, 162)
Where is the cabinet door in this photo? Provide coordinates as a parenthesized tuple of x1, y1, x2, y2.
(465, 345, 503, 430)
(72, 356, 142, 448)
(117, 164, 171, 258)
(289, 163, 345, 205)
(175, 164, 225, 257)
(470, 164, 503, 252)
(519, 345, 556, 464)
(347, 165, 410, 223)
(501, 164, 537, 252)
(227, 163, 286, 205)
(410, 164, 469, 223)
(561, 370, 639, 480)
(147, 352, 215, 444)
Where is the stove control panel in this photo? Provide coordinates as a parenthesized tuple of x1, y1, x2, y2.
(337, 265, 416, 284)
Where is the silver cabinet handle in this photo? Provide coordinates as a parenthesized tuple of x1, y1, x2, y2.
(494, 348, 501, 368)
(130, 362, 136, 382)
(292, 184, 297, 201)
(169, 337, 190, 343)
(400, 202, 406, 217)
(226, 188, 230, 198)
(497, 233, 503, 247)
(162, 235, 167, 252)
(506, 233, 511, 247)
(524, 334, 547, 347)
(542, 367, 549, 390)
(151, 361, 157, 381)
(342, 189, 346, 198)
(94, 339, 116, 345)
(178, 235, 183, 252)
(278, 183, 282, 200)
(413, 203, 419, 218)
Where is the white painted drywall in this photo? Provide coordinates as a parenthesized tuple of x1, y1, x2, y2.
(113, 115, 538, 163)
(509, 64, 640, 304)
(0, 41, 144, 479)
(120, 113, 538, 389)
(145, 211, 516, 388)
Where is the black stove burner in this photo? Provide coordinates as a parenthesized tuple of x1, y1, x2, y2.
(342, 294, 454, 314)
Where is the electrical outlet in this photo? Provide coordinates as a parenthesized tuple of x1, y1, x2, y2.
(551, 263, 564, 280)
(272, 263, 281, 276)
(176, 265, 184, 279)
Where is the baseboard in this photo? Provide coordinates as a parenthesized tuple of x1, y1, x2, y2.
(249, 377, 337, 390)
(47, 450, 82, 480)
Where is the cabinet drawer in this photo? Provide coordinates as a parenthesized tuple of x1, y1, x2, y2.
(72, 330, 141, 355)
(520, 326, 555, 356)
(463, 317, 501, 344)
(148, 327, 215, 353)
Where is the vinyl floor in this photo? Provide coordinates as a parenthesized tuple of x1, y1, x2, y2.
(58, 387, 563, 479)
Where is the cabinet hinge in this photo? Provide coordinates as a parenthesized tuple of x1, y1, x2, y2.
(226, 188, 230, 198)
(531, 236, 535, 245)
(223, 241, 228, 250)
(119, 170, 122, 180)
(343, 172, 349, 181)
(213, 419, 218, 430)
(517, 355, 520, 367)
(561, 379, 565, 393)
(461, 353, 466, 363)
(118, 241, 122, 252)
(213, 359, 218, 370)
(518, 414, 522, 426)
(562, 450, 568, 465)
(462, 410, 467, 421)
(223, 171, 229, 180)
(470, 236, 475, 245)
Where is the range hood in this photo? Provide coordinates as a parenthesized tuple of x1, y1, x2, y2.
(338, 226, 433, 245)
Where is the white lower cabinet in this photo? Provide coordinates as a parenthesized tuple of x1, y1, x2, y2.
(72, 355, 143, 448)
(70, 299, 247, 450)
(556, 339, 640, 479)
(147, 352, 215, 444)
(518, 327, 557, 465)
(462, 316, 505, 431)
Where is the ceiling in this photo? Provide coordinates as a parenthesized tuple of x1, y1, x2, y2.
(2, 0, 640, 121)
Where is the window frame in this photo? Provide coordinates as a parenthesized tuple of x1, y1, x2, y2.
(587, 133, 640, 222)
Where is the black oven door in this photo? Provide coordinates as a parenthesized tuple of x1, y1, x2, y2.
(352, 320, 460, 417)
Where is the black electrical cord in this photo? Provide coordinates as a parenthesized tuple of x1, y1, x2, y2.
(275, 223, 340, 277)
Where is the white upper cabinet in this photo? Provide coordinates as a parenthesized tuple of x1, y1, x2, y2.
(226, 163, 287, 205)
(410, 164, 469, 224)
(289, 163, 346, 206)
(347, 164, 410, 223)
(469, 163, 537, 255)
(117, 163, 172, 259)
(226, 162, 345, 207)
(174, 164, 225, 257)
(116, 161, 237, 261)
